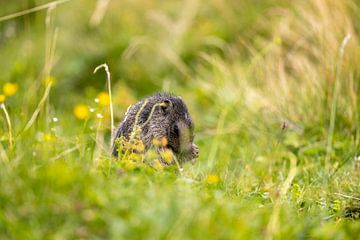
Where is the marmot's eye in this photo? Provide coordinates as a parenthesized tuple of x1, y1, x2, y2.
(173, 124, 179, 136)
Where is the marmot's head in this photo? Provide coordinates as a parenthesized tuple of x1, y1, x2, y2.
(143, 93, 196, 161)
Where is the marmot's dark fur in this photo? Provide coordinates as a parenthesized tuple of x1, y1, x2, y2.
(112, 93, 199, 163)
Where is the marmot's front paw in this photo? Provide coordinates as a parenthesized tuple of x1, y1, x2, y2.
(191, 144, 199, 159)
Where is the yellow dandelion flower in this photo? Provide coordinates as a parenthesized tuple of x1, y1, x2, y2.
(3, 83, 18, 96)
(96, 92, 110, 106)
(206, 174, 220, 184)
(161, 149, 174, 164)
(44, 133, 54, 142)
(152, 159, 164, 171)
(152, 138, 161, 146)
(0, 94, 6, 103)
(152, 137, 168, 147)
(73, 104, 89, 120)
(160, 137, 168, 147)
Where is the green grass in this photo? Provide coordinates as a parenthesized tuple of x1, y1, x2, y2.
(0, 0, 360, 239)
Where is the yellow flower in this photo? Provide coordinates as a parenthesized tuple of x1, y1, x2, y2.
(206, 174, 220, 184)
(160, 137, 168, 146)
(44, 133, 54, 142)
(73, 104, 89, 120)
(152, 137, 168, 147)
(3, 83, 18, 96)
(0, 94, 5, 103)
(161, 149, 174, 164)
(97, 92, 110, 106)
(152, 139, 161, 146)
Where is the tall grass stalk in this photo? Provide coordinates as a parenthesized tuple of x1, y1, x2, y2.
(140, 102, 167, 128)
(325, 34, 351, 169)
(94, 63, 114, 146)
(93, 118, 104, 165)
(207, 106, 229, 169)
(0, 142, 9, 163)
(265, 154, 297, 240)
(1, 103, 13, 150)
(24, 78, 53, 131)
(133, 99, 149, 131)
(24, 7, 58, 132)
(49, 145, 80, 162)
(0, 0, 72, 22)
(90, 0, 111, 27)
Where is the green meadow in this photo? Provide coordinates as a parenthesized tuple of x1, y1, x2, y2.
(0, 0, 359, 239)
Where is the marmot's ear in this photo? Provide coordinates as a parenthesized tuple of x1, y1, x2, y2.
(161, 99, 173, 113)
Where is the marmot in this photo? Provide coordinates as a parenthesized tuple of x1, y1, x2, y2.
(112, 93, 199, 163)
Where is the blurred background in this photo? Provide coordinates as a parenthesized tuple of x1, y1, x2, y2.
(0, 0, 359, 238)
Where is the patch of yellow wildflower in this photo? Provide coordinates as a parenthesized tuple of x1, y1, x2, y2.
(113, 127, 176, 172)
(73, 104, 89, 120)
(206, 174, 220, 185)
(96, 92, 110, 106)
(110, 115, 180, 173)
(114, 130, 146, 171)
(3, 83, 18, 96)
(115, 133, 145, 155)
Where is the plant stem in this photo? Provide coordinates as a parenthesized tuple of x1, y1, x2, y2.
(94, 63, 114, 146)
(1, 103, 13, 149)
